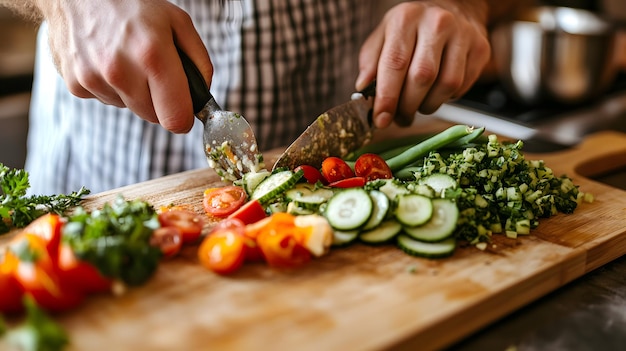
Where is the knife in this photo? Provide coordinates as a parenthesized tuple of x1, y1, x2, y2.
(272, 81, 377, 171)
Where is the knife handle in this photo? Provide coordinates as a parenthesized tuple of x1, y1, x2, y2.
(359, 80, 376, 99)
(177, 47, 214, 114)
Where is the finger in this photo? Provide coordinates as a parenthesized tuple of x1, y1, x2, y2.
(171, 7, 214, 88)
(373, 20, 417, 129)
(64, 59, 126, 108)
(356, 27, 384, 91)
(418, 39, 467, 114)
(453, 39, 491, 99)
(394, 23, 446, 125)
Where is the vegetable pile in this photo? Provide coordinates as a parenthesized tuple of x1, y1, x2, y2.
(198, 124, 591, 267)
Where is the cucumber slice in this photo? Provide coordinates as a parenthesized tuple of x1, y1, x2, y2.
(397, 234, 456, 258)
(286, 202, 315, 215)
(251, 169, 303, 204)
(324, 188, 372, 231)
(362, 190, 390, 230)
(285, 183, 335, 210)
(403, 199, 458, 242)
(360, 220, 402, 244)
(419, 173, 457, 196)
(378, 179, 410, 201)
(332, 230, 360, 247)
(241, 169, 271, 196)
(395, 194, 433, 227)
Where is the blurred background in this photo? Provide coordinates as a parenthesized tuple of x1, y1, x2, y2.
(1, 0, 625, 171)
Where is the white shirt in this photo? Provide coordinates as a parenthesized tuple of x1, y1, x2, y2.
(26, 0, 379, 195)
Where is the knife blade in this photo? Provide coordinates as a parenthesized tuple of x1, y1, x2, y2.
(272, 81, 376, 170)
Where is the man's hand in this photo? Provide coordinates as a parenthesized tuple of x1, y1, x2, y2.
(38, 0, 213, 133)
(357, 0, 491, 128)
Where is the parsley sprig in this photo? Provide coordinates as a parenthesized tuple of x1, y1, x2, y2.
(0, 163, 90, 234)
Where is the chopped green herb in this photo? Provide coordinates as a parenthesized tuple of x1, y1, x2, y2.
(0, 163, 90, 234)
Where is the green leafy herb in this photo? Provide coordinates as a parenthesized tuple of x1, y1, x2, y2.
(0, 163, 90, 234)
(1, 296, 69, 351)
(62, 195, 162, 286)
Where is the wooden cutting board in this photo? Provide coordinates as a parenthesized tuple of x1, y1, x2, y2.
(2, 128, 626, 351)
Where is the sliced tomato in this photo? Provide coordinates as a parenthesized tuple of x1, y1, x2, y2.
(203, 186, 248, 218)
(354, 153, 393, 181)
(57, 243, 112, 294)
(19, 213, 63, 259)
(227, 199, 267, 225)
(321, 157, 355, 183)
(328, 176, 367, 188)
(158, 209, 205, 244)
(197, 228, 246, 275)
(0, 255, 24, 314)
(9, 235, 84, 313)
(294, 165, 327, 185)
(150, 226, 184, 259)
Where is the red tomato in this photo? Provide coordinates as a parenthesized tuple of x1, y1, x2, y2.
(197, 228, 246, 275)
(20, 213, 63, 259)
(321, 157, 355, 183)
(150, 227, 183, 259)
(354, 153, 393, 181)
(57, 243, 112, 294)
(203, 186, 248, 218)
(328, 176, 367, 188)
(158, 209, 205, 244)
(294, 165, 327, 184)
(9, 235, 84, 313)
(227, 199, 267, 225)
(0, 257, 24, 314)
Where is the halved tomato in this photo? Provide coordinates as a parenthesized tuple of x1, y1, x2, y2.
(0, 255, 24, 314)
(197, 227, 246, 275)
(158, 209, 205, 244)
(328, 176, 367, 188)
(150, 226, 184, 259)
(354, 153, 393, 181)
(321, 157, 355, 183)
(227, 199, 267, 225)
(203, 186, 248, 218)
(294, 165, 327, 185)
(19, 213, 63, 259)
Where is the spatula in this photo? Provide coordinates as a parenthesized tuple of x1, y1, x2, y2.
(177, 48, 264, 181)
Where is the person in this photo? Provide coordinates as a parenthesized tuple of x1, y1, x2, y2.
(1, 0, 527, 195)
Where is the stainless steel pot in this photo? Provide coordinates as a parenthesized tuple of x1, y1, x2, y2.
(491, 6, 618, 105)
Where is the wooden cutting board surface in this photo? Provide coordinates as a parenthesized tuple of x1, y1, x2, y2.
(2, 128, 626, 351)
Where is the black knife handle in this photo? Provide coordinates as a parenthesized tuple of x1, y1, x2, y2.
(359, 80, 376, 99)
(177, 47, 212, 114)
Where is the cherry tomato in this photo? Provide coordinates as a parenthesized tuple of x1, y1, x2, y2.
(0, 257, 24, 314)
(328, 176, 367, 188)
(9, 235, 84, 313)
(198, 228, 246, 275)
(150, 226, 184, 259)
(203, 186, 248, 218)
(294, 165, 327, 184)
(158, 209, 205, 244)
(354, 153, 393, 181)
(321, 157, 355, 183)
(227, 199, 267, 225)
(20, 213, 63, 259)
(57, 243, 112, 294)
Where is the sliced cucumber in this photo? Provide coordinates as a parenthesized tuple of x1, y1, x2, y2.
(359, 220, 402, 244)
(397, 234, 456, 258)
(251, 169, 303, 204)
(332, 230, 360, 247)
(241, 169, 271, 196)
(395, 194, 433, 227)
(286, 202, 315, 215)
(285, 183, 335, 210)
(419, 173, 457, 196)
(362, 190, 390, 230)
(377, 179, 410, 201)
(324, 188, 372, 231)
(403, 199, 458, 242)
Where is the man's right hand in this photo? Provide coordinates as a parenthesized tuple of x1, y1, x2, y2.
(39, 0, 212, 133)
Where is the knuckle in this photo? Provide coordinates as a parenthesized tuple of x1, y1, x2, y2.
(381, 48, 411, 72)
(410, 64, 438, 86)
